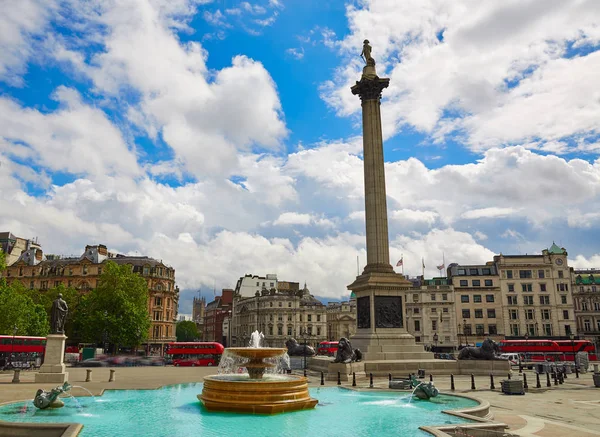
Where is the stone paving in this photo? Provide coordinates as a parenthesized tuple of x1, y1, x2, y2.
(2, 368, 600, 436)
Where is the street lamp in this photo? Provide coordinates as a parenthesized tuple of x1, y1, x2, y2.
(433, 332, 438, 352)
(463, 319, 468, 347)
(570, 332, 579, 378)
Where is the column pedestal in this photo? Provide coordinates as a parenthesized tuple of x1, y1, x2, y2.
(35, 334, 69, 383)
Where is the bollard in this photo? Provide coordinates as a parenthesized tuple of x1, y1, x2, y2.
(450, 374, 455, 391)
(536, 372, 541, 389)
(303, 368, 307, 377)
(575, 365, 580, 379)
(508, 373, 511, 380)
(337, 371, 341, 386)
(11, 369, 20, 384)
(86, 369, 92, 382)
(546, 372, 551, 387)
(563, 365, 568, 379)
(320, 372, 324, 386)
(369, 373, 373, 388)
(553, 372, 558, 386)
(470, 374, 476, 390)
(109, 369, 116, 382)
(352, 372, 356, 387)
(429, 374, 433, 382)
(523, 373, 528, 390)
(389, 373, 392, 382)
(490, 374, 495, 390)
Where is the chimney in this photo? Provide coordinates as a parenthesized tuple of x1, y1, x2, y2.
(35, 249, 43, 261)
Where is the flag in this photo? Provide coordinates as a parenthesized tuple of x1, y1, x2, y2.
(437, 263, 445, 270)
(396, 258, 403, 267)
(422, 258, 425, 269)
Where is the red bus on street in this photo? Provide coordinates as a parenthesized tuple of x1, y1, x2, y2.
(166, 342, 224, 367)
(499, 339, 597, 362)
(0, 335, 46, 368)
(317, 341, 338, 356)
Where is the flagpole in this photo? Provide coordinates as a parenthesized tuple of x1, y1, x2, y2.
(401, 253, 404, 275)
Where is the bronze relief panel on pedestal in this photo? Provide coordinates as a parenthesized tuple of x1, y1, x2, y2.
(357, 296, 371, 329)
(374, 296, 403, 328)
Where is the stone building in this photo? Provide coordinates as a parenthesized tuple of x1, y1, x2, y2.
(1, 242, 178, 355)
(231, 283, 327, 349)
(404, 277, 458, 352)
(572, 268, 600, 347)
(234, 273, 278, 298)
(203, 289, 233, 345)
(447, 264, 505, 347)
(494, 243, 575, 338)
(0, 232, 42, 266)
(192, 295, 206, 337)
(326, 297, 356, 341)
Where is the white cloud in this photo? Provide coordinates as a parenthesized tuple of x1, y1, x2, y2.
(203, 10, 229, 27)
(273, 212, 312, 226)
(286, 47, 304, 60)
(461, 207, 517, 220)
(390, 209, 439, 226)
(241, 2, 267, 14)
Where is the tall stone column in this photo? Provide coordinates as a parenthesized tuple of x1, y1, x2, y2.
(352, 64, 393, 274)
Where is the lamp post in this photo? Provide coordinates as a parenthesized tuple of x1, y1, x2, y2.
(570, 333, 579, 378)
(433, 332, 438, 352)
(463, 319, 468, 347)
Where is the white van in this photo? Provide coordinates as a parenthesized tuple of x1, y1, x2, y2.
(499, 353, 521, 366)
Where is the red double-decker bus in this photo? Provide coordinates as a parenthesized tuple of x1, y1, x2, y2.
(166, 342, 224, 367)
(499, 339, 597, 362)
(0, 335, 46, 368)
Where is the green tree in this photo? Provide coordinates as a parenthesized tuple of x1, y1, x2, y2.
(176, 320, 199, 342)
(77, 261, 150, 350)
(0, 280, 49, 336)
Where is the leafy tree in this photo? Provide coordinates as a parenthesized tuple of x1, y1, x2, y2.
(176, 320, 199, 342)
(77, 261, 150, 350)
(0, 280, 49, 336)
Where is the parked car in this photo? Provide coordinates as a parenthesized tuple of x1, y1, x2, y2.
(499, 353, 522, 366)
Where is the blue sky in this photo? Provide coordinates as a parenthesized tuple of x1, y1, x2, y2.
(1, 0, 600, 315)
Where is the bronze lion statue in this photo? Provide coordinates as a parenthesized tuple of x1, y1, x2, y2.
(458, 338, 499, 360)
(285, 338, 316, 356)
(333, 337, 362, 363)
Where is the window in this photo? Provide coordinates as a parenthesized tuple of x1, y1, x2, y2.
(593, 286, 598, 292)
(269, 302, 273, 307)
(541, 309, 551, 320)
(415, 336, 421, 343)
(543, 324, 552, 336)
(557, 283, 567, 292)
(525, 309, 534, 320)
(486, 295, 495, 303)
(154, 297, 162, 306)
(256, 282, 259, 286)
(270, 282, 274, 287)
(278, 326, 283, 336)
(307, 315, 312, 322)
(317, 327, 321, 336)
(470, 268, 478, 275)
(540, 283, 547, 292)
(507, 296, 517, 305)
(413, 308, 420, 314)
(538, 270, 545, 279)
(307, 327, 312, 335)
(153, 311, 161, 321)
(414, 320, 421, 331)
(511, 324, 519, 336)
(564, 325, 571, 335)
(473, 295, 482, 303)
(458, 269, 466, 275)
(442, 294, 448, 301)
(508, 284, 515, 292)
(269, 326, 274, 335)
(539, 295, 550, 305)
(472, 280, 481, 287)
(143, 267, 149, 276)
(509, 309, 519, 320)
(278, 302, 282, 307)
(507, 270, 513, 279)
(443, 308, 449, 313)
(278, 314, 283, 322)
(563, 310, 569, 320)
(476, 324, 484, 335)
(558, 270, 564, 279)
(41, 281, 48, 290)
(462, 309, 471, 319)
(29, 281, 34, 289)
(482, 268, 491, 275)
(475, 309, 483, 318)
(581, 301, 588, 310)
(286, 326, 292, 336)
(288, 302, 292, 307)
(484, 279, 493, 286)
(561, 296, 567, 304)
(413, 294, 419, 302)
(431, 320, 437, 330)
(463, 324, 472, 335)
(521, 283, 533, 292)
(524, 296, 534, 305)
(459, 280, 468, 287)
(269, 314, 274, 322)
(431, 307, 437, 313)
(461, 295, 469, 303)
(595, 303, 600, 311)
(317, 315, 321, 322)
(519, 270, 532, 279)
(83, 265, 88, 275)
(584, 320, 592, 331)
(487, 309, 496, 318)
(430, 293, 436, 301)
(489, 324, 497, 335)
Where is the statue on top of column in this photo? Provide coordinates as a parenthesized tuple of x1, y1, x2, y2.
(360, 39, 375, 66)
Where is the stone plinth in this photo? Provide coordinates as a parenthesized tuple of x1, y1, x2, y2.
(35, 334, 68, 384)
(364, 359, 510, 377)
(326, 362, 365, 381)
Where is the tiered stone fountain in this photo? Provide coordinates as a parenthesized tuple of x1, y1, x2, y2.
(198, 332, 318, 414)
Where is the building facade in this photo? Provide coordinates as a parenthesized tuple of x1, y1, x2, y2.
(404, 277, 458, 351)
(234, 273, 278, 298)
(494, 243, 575, 338)
(447, 264, 504, 347)
(326, 299, 356, 341)
(0, 232, 42, 266)
(203, 289, 233, 345)
(572, 268, 600, 347)
(1, 242, 179, 355)
(192, 295, 206, 338)
(231, 284, 327, 348)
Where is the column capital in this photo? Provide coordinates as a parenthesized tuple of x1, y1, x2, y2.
(351, 76, 390, 101)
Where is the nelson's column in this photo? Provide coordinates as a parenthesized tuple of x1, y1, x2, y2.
(348, 40, 432, 363)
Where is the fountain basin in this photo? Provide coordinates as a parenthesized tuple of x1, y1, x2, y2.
(199, 375, 318, 414)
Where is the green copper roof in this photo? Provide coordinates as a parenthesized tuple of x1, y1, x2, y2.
(350, 291, 356, 299)
(548, 242, 566, 255)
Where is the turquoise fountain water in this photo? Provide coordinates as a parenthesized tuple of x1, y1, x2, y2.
(0, 384, 476, 437)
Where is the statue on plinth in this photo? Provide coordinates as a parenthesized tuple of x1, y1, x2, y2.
(33, 382, 72, 409)
(458, 338, 499, 360)
(50, 293, 68, 334)
(360, 39, 375, 66)
(333, 337, 362, 364)
(285, 338, 316, 356)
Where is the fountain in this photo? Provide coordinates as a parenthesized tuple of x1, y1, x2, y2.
(33, 382, 72, 409)
(198, 331, 318, 414)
